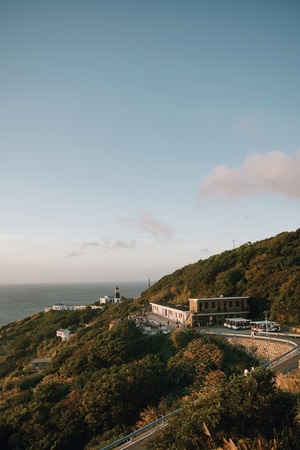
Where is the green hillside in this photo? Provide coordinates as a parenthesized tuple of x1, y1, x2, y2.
(141, 229, 300, 324)
(0, 229, 300, 449)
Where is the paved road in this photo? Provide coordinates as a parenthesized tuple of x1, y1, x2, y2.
(272, 353, 299, 373)
(268, 333, 300, 373)
(110, 421, 171, 450)
(115, 424, 166, 450)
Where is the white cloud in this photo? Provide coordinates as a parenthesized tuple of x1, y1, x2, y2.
(99, 238, 137, 250)
(199, 150, 300, 201)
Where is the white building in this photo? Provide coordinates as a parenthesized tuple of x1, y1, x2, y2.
(99, 286, 122, 304)
(150, 302, 190, 325)
(99, 295, 112, 304)
(45, 303, 87, 312)
(52, 303, 71, 311)
(56, 329, 71, 341)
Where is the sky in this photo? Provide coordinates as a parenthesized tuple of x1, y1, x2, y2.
(0, 0, 300, 284)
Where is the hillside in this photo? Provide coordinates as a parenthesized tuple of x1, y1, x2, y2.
(1, 303, 299, 450)
(0, 229, 300, 449)
(140, 229, 300, 324)
(0, 301, 266, 449)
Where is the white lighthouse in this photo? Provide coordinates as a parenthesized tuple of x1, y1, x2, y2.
(114, 286, 120, 303)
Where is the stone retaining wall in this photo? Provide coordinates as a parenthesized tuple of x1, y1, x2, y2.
(228, 336, 293, 363)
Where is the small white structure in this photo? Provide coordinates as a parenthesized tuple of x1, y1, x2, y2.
(45, 303, 87, 312)
(100, 286, 122, 304)
(30, 358, 51, 372)
(99, 295, 112, 304)
(52, 303, 72, 311)
(56, 329, 71, 341)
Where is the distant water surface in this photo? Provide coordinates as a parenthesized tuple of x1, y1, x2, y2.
(0, 282, 147, 328)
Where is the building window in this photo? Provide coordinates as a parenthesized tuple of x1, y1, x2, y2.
(235, 301, 240, 307)
(204, 302, 209, 309)
(229, 301, 233, 307)
(211, 302, 216, 309)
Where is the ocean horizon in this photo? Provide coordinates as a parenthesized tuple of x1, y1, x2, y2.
(0, 281, 148, 328)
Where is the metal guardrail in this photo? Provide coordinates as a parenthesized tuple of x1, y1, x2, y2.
(203, 330, 300, 369)
(261, 343, 300, 368)
(100, 408, 181, 450)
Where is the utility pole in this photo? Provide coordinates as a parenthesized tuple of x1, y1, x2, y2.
(263, 310, 269, 336)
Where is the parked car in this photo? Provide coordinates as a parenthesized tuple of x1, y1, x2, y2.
(268, 326, 281, 332)
(258, 326, 281, 333)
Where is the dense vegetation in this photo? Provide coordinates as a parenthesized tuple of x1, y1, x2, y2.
(141, 229, 300, 324)
(0, 229, 300, 449)
(146, 368, 299, 450)
(0, 303, 262, 449)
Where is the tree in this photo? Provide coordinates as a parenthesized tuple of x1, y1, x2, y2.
(88, 320, 147, 367)
(81, 355, 166, 431)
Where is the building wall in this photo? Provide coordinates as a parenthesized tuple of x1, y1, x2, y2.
(56, 329, 71, 341)
(189, 297, 249, 314)
(151, 297, 250, 328)
(150, 303, 190, 324)
(31, 358, 51, 371)
(189, 296, 250, 326)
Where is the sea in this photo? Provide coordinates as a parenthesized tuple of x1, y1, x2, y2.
(0, 281, 148, 328)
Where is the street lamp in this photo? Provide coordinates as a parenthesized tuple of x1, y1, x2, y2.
(263, 310, 269, 335)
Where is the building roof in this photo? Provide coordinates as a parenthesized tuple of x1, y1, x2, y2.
(190, 296, 249, 301)
(150, 301, 189, 312)
(225, 318, 252, 322)
(31, 358, 52, 363)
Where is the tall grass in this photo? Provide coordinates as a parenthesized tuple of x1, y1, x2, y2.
(276, 371, 300, 394)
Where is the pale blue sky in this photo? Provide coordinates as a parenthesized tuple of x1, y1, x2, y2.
(0, 0, 299, 284)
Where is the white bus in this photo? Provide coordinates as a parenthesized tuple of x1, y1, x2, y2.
(224, 318, 252, 330)
(250, 320, 281, 333)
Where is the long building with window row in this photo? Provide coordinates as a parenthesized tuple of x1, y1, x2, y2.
(150, 295, 250, 328)
(189, 295, 250, 327)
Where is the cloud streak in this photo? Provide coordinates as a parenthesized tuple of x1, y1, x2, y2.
(68, 211, 174, 259)
(134, 211, 174, 239)
(199, 150, 300, 201)
(69, 238, 137, 257)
